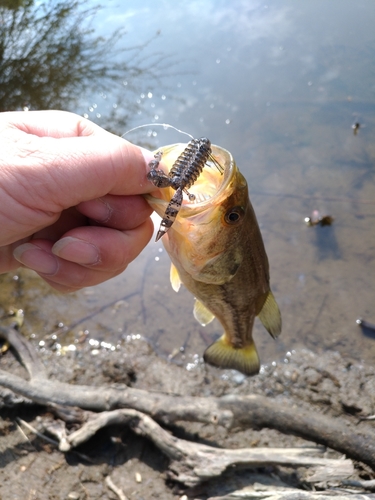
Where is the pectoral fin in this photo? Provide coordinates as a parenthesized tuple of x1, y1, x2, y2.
(193, 299, 215, 326)
(194, 249, 243, 284)
(257, 290, 282, 339)
(203, 335, 260, 376)
(170, 263, 182, 292)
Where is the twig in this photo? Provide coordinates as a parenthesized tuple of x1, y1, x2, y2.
(15, 419, 32, 443)
(105, 476, 129, 500)
(0, 325, 46, 380)
(342, 479, 375, 491)
(16, 418, 60, 447)
(16, 418, 93, 463)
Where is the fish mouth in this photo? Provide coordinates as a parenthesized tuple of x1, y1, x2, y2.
(145, 143, 235, 217)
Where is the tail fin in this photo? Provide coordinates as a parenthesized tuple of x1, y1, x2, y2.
(203, 335, 260, 376)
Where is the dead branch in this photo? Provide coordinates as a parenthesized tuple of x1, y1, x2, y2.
(105, 476, 129, 500)
(47, 407, 353, 487)
(1, 326, 375, 472)
(16, 417, 94, 463)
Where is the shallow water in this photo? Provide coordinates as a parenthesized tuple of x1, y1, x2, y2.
(1, 0, 374, 371)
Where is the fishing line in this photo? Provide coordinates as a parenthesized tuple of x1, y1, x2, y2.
(121, 123, 194, 140)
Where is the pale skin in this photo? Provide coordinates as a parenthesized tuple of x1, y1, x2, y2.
(0, 110, 158, 292)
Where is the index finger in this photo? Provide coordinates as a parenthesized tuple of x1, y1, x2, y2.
(1, 111, 162, 207)
(0, 110, 111, 139)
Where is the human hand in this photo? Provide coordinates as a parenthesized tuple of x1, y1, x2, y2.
(0, 110, 156, 292)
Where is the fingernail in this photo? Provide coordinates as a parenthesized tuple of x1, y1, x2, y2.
(13, 243, 59, 275)
(139, 147, 155, 165)
(52, 237, 100, 265)
(140, 146, 164, 170)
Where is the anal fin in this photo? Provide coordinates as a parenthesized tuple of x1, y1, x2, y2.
(193, 299, 215, 326)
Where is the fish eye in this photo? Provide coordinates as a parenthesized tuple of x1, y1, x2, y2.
(224, 206, 244, 224)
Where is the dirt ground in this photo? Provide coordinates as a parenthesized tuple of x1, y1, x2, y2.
(1, 335, 375, 500)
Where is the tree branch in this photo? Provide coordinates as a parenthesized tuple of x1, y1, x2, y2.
(47, 407, 353, 487)
(1, 326, 375, 472)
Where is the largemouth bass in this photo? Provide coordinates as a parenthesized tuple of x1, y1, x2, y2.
(145, 142, 281, 376)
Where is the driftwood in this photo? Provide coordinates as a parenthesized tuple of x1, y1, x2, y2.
(1, 326, 375, 471)
(1, 325, 375, 497)
(34, 407, 352, 487)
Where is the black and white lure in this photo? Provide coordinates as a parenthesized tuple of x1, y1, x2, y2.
(147, 137, 223, 241)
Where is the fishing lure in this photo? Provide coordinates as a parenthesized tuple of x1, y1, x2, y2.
(147, 137, 224, 241)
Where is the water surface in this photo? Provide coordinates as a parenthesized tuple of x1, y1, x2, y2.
(1, 0, 374, 371)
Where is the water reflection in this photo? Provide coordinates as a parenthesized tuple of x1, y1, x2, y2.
(0, 0, 168, 133)
(309, 225, 341, 261)
(0, 0, 28, 9)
